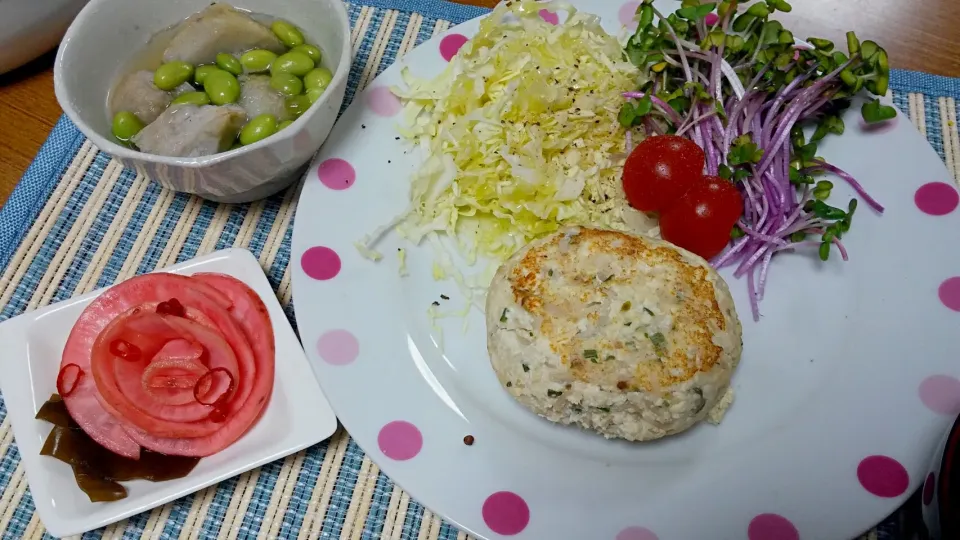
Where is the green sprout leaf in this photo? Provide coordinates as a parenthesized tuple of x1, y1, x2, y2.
(746, 3, 770, 17)
(618, 103, 637, 128)
(819, 242, 831, 261)
(677, 2, 716, 20)
(861, 98, 896, 123)
(811, 200, 847, 220)
(807, 37, 834, 52)
(770, 0, 792, 12)
(638, 4, 654, 28)
(732, 13, 756, 32)
(846, 31, 860, 55)
(860, 40, 879, 61)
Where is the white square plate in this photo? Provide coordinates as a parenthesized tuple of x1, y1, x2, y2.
(0, 248, 338, 537)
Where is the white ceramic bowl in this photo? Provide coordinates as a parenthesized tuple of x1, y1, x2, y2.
(0, 0, 89, 75)
(53, 0, 351, 203)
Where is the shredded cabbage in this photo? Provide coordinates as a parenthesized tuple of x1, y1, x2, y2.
(359, 0, 648, 270)
(397, 248, 408, 276)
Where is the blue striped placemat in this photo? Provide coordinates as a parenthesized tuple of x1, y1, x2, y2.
(0, 0, 957, 538)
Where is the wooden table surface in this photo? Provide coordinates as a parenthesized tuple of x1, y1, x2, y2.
(2, 0, 958, 207)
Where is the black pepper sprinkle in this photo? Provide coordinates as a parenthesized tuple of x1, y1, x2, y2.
(431, 301, 440, 306)
(440, 294, 449, 300)
(463, 435, 475, 446)
(505, 381, 512, 387)
(395, 136, 400, 140)
(361, 124, 366, 129)
(388, 160, 391, 163)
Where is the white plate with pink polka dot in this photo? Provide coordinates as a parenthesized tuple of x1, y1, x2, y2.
(290, 1, 960, 538)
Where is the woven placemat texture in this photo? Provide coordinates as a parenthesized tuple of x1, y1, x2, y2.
(1, 1, 959, 538)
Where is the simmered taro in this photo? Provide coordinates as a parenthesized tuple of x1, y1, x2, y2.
(162, 4, 284, 65)
(108, 3, 333, 157)
(37, 395, 200, 503)
(131, 104, 247, 157)
(238, 75, 289, 120)
(109, 71, 172, 125)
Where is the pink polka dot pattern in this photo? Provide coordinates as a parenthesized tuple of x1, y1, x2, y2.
(616, 526, 659, 540)
(482, 491, 530, 536)
(317, 158, 356, 190)
(704, 13, 719, 26)
(539, 8, 559, 25)
(923, 472, 936, 506)
(748, 514, 799, 540)
(919, 375, 960, 414)
(619, 1, 641, 29)
(316, 330, 359, 366)
(915, 182, 959, 216)
(439, 34, 469, 62)
(377, 421, 423, 461)
(857, 455, 909, 498)
(300, 246, 341, 281)
(366, 86, 402, 117)
(940, 277, 960, 311)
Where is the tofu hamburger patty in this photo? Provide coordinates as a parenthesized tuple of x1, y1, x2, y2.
(485, 227, 743, 441)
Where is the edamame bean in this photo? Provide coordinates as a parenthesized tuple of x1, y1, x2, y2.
(306, 86, 324, 104)
(270, 51, 314, 77)
(271, 20, 305, 48)
(284, 95, 312, 118)
(304, 67, 333, 91)
(215, 53, 243, 76)
(154, 61, 194, 91)
(239, 114, 278, 146)
(170, 92, 210, 106)
(291, 44, 322, 63)
(270, 73, 304, 96)
(194, 65, 221, 85)
(171, 91, 212, 106)
(112, 111, 144, 142)
(204, 70, 241, 105)
(240, 49, 278, 73)
(277, 119, 294, 130)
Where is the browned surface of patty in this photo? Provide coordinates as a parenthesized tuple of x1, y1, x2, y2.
(507, 229, 728, 392)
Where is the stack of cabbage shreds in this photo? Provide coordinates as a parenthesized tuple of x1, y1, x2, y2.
(358, 0, 647, 303)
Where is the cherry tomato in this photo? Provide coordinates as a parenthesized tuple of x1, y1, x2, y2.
(659, 175, 744, 260)
(622, 135, 706, 212)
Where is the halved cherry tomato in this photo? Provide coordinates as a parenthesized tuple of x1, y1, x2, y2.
(659, 175, 744, 260)
(622, 135, 706, 212)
